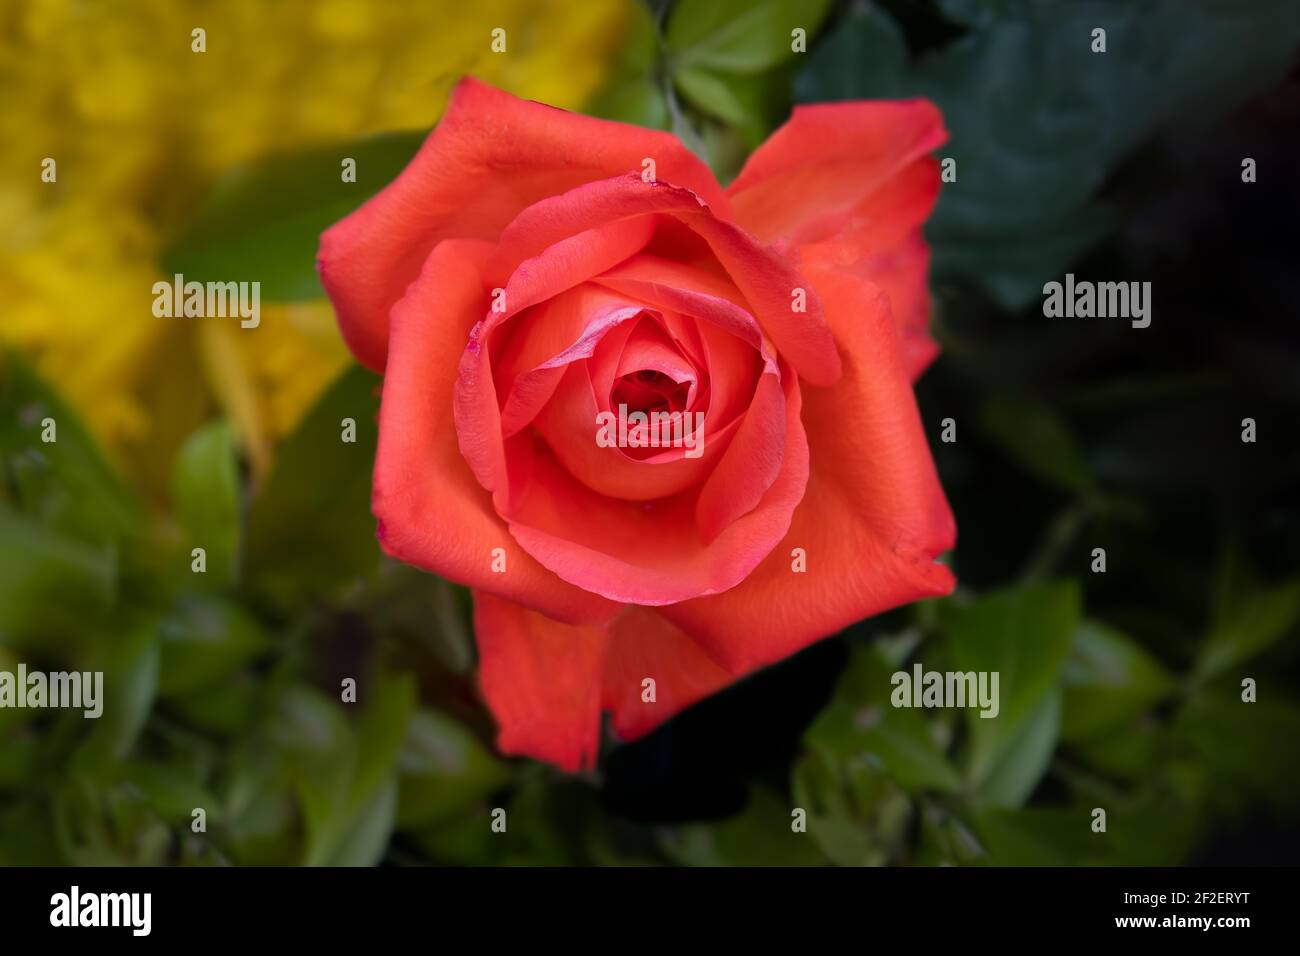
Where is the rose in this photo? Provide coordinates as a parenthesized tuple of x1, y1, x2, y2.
(318, 78, 955, 770)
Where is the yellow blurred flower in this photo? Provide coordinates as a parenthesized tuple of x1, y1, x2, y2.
(0, 0, 631, 489)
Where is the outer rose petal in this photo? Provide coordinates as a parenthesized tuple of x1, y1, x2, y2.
(374, 238, 619, 626)
(802, 233, 939, 381)
(473, 594, 734, 769)
(726, 99, 946, 248)
(728, 100, 945, 380)
(661, 268, 955, 671)
(600, 606, 733, 741)
(799, 158, 943, 380)
(474, 591, 607, 772)
(318, 77, 728, 372)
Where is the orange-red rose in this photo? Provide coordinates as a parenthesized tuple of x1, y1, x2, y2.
(318, 78, 955, 770)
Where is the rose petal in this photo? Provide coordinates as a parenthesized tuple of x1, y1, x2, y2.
(727, 99, 946, 248)
(374, 238, 619, 625)
(473, 596, 737, 767)
(490, 174, 841, 386)
(694, 369, 785, 544)
(319, 77, 727, 371)
(601, 607, 733, 740)
(496, 284, 645, 437)
(532, 345, 743, 501)
(802, 234, 939, 381)
(797, 157, 943, 380)
(474, 591, 607, 771)
(661, 267, 955, 670)
(454, 216, 656, 507)
(504, 359, 807, 605)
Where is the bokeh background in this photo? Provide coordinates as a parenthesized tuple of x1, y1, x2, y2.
(2, 0, 1298, 865)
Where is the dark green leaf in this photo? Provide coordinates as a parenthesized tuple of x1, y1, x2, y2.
(659, 787, 825, 866)
(245, 364, 382, 607)
(397, 709, 512, 829)
(0, 506, 116, 646)
(1174, 687, 1300, 817)
(77, 622, 160, 763)
(0, 352, 140, 543)
(971, 805, 1109, 866)
(977, 397, 1094, 493)
(792, 0, 907, 100)
(1062, 621, 1174, 740)
(1197, 576, 1300, 683)
(156, 592, 269, 698)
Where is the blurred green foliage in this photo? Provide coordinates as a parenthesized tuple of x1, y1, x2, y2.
(4, 0, 1300, 866)
(798, 0, 1300, 308)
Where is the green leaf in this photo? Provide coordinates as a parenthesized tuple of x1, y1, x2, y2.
(1061, 621, 1174, 740)
(171, 420, 241, 589)
(940, 581, 1079, 792)
(77, 622, 160, 764)
(673, 66, 783, 147)
(397, 709, 512, 829)
(160, 131, 425, 302)
(328, 778, 398, 867)
(974, 687, 1060, 808)
(586, 0, 670, 130)
(667, 0, 833, 74)
(245, 363, 382, 607)
(659, 787, 826, 866)
(806, 644, 962, 794)
(977, 397, 1094, 494)
(0, 506, 116, 645)
(1174, 687, 1300, 818)
(792, 748, 914, 866)
(0, 803, 63, 865)
(1071, 718, 1162, 780)
(283, 675, 416, 866)
(119, 760, 219, 823)
(0, 352, 140, 543)
(156, 592, 269, 698)
(970, 805, 1109, 866)
(221, 748, 299, 866)
(792, 0, 907, 100)
(1196, 576, 1300, 683)
(590, 80, 671, 129)
(167, 677, 261, 735)
(349, 674, 418, 810)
